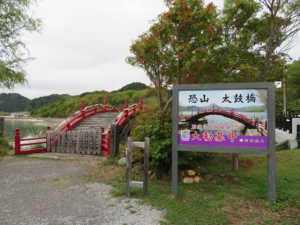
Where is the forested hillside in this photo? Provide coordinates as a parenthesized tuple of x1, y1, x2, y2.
(117, 82, 147, 92)
(0, 93, 69, 112)
(0, 93, 29, 112)
(30, 88, 156, 118)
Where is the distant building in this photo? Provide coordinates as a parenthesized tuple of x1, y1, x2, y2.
(10, 113, 28, 117)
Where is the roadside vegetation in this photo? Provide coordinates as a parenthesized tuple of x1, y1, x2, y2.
(87, 148, 300, 225)
(0, 136, 13, 159)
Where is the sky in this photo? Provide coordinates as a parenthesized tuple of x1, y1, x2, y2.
(3, 0, 300, 100)
(179, 89, 264, 108)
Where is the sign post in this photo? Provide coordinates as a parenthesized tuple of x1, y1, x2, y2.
(172, 82, 276, 202)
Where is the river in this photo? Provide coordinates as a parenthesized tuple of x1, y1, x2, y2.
(2, 118, 65, 140)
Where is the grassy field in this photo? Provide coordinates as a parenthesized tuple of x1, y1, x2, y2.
(87, 148, 300, 225)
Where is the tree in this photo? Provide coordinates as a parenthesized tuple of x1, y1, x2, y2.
(275, 59, 300, 115)
(256, 0, 300, 81)
(0, 0, 42, 89)
(126, 0, 295, 116)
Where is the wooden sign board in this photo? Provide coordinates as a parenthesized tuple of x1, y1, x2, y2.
(172, 82, 276, 202)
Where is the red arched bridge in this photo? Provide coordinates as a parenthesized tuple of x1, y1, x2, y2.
(179, 106, 259, 129)
(15, 97, 143, 157)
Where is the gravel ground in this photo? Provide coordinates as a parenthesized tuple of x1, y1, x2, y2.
(0, 156, 165, 225)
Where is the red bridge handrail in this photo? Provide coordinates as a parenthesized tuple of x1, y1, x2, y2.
(53, 97, 120, 132)
(179, 107, 260, 128)
(16, 97, 144, 157)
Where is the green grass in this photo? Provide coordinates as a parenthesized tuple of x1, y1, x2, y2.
(103, 148, 300, 224)
(130, 210, 136, 214)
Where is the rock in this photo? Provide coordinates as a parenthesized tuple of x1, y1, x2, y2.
(101, 157, 108, 163)
(219, 174, 225, 177)
(233, 178, 240, 182)
(203, 175, 214, 181)
(117, 157, 127, 166)
(150, 173, 158, 181)
(188, 170, 196, 176)
(132, 166, 140, 174)
(183, 177, 194, 183)
(194, 176, 203, 183)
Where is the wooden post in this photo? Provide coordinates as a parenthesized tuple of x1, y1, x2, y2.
(126, 137, 150, 196)
(232, 153, 239, 171)
(107, 129, 111, 155)
(52, 131, 56, 152)
(119, 105, 122, 112)
(109, 123, 120, 157)
(126, 137, 133, 196)
(15, 128, 20, 155)
(57, 131, 61, 152)
(143, 137, 150, 196)
(265, 120, 268, 130)
(0, 117, 4, 139)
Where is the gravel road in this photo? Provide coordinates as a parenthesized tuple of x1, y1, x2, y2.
(0, 156, 165, 225)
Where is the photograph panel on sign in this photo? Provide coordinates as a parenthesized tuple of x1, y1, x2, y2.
(178, 89, 268, 148)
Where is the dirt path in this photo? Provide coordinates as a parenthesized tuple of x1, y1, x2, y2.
(0, 156, 165, 225)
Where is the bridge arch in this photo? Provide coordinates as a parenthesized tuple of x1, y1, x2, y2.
(52, 97, 143, 156)
(179, 106, 258, 129)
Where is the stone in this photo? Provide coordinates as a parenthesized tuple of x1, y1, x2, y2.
(288, 138, 298, 150)
(219, 174, 225, 177)
(233, 178, 240, 182)
(117, 157, 127, 166)
(150, 173, 158, 181)
(183, 177, 194, 183)
(101, 157, 108, 163)
(132, 166, 140, 174)
(194, 176, 203, 183)
(188, 170, 196, 176)
(203, 175, 214, 181)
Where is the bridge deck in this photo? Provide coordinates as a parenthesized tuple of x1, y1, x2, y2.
(70, 112, 120, 131)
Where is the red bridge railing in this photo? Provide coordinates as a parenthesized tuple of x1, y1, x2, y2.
(53, 97, 120, 132)
(15, 97, 144, 156)
(179, 106, 260, 128)
(14, 127, 50, 155)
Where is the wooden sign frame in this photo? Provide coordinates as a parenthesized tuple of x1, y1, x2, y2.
(172, 82, 276, 202)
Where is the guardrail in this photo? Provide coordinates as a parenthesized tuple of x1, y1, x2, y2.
(15, 127, 49, 155)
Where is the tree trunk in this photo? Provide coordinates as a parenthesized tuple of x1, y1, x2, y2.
(232, 153, 239, 171)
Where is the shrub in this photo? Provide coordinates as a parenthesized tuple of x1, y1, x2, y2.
(0, 136, 13, 157)
(130, 105, 192, 172)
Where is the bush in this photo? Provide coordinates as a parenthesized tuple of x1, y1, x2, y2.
(130, 105, 192, 172)
(0, 136, 13, 157)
